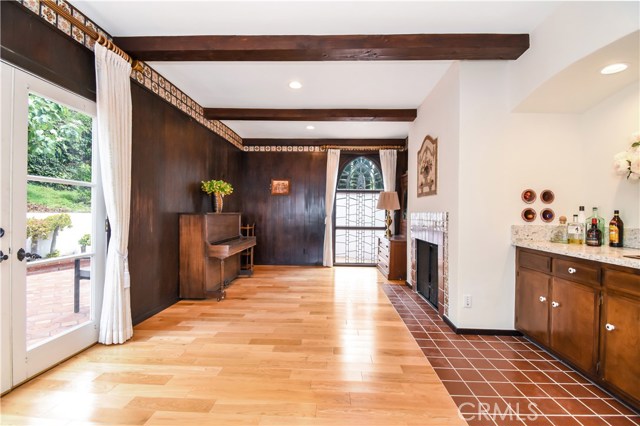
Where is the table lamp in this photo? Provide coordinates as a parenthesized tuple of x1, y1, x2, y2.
(376, 191, 400, 239)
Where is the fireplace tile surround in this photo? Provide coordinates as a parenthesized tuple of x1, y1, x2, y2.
(410, 212, 450, 318)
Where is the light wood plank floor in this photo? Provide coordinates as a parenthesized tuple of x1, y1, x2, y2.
(1, 266, 466, 425)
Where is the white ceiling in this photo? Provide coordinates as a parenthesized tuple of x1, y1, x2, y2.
(514, 31, 640, 113)
(71, 1, 565, 140)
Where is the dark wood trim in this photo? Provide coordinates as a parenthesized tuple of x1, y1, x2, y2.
(204, 108, 416, 122)
(115, 33, 530, 62)
(442, 315, 522, 336)
(244, 138, 407, 147)
(0, 0, 96, 101)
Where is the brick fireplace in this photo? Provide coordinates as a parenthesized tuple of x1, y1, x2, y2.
(410, 212, 449, 317)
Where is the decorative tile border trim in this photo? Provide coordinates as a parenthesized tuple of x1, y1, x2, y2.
(243, 146, 324, 152)
(17, 0, 243, 150)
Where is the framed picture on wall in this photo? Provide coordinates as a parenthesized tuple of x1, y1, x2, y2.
(417, 135, 438, 197)
(270, 179, 290, 195)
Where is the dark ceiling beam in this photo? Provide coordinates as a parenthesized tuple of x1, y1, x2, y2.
(204, 108, 416, 122)
(114, 34, 530, 62)
(243, 138, 406, 147)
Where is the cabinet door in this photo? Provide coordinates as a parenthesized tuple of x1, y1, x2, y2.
(550, 278, 599, 373)
(601, 293, 640, 404)
(515, 268, 550, 346)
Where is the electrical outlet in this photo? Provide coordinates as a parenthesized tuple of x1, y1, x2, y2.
(463, 294, 472, 308)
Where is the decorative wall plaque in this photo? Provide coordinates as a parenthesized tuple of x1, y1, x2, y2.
(417, 135, 438, 197)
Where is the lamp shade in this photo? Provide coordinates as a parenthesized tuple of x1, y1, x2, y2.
(376, 191, 400, 210)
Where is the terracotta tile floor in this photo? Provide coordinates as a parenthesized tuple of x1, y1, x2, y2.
(382, 282, 640, 426)
(26, 262, 91, 348)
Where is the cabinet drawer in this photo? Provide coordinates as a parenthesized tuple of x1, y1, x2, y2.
(377, 263, 389, 276)
(553, 258, 600, 287)
(378, 237, 390, 250)
(518, 250, 551, 273)
(603, 268, 640, 298)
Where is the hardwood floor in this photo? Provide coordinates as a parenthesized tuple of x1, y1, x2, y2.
(0, 266, 466, 425)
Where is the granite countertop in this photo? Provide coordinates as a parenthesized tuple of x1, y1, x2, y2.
(513, 239, 640, 269)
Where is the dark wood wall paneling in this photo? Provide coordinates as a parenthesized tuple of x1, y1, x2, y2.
(241, 152, 326, 265)
(0, 1, 242, 324)
(0, 1, 96, 101)
(129, 85, 242, 323)
(241, 149, 408, 265)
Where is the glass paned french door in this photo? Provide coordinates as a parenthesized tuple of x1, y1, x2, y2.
(334, 191, 385, 264)
(0, 62, 105, 392)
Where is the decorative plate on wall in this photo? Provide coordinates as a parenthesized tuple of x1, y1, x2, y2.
(417, 135, 438, 197)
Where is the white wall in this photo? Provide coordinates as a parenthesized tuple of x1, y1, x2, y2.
(408, 62, 461, 323)
(408, 66, 638, 330)
(580, 82, 640, 228)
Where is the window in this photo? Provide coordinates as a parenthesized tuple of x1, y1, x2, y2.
(334, 157, 386, 264)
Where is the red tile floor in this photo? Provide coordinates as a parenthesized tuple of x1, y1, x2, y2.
(382, 282, 640, 426)
(26, 260, 91, 348)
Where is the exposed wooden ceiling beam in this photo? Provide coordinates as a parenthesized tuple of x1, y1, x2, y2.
(243, 138, 406, 147)
(114, 34, 530, 62)
(204, 108, 416, 122)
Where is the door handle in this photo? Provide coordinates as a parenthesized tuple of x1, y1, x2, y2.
(605, 323, 615, 331)
(568, 267, 577, 274)
(551, 301, 560, 308)
(0, 250, 7, 262)
(539, 296, 547, 302)
(16, 248, 32, 262)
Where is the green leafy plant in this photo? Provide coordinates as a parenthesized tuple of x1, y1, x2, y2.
(78, 234, 91, 247)
(46, 249, 60, 259)
(27, 217, 51, 253)
(45, 213, 72, 256)
(78, 233, 91, 253)
(201, 179, 233, 196)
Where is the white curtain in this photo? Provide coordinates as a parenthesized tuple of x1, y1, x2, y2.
(95, 43, 133, 345)
(379, 149, 397, 235)
(322, 149, 341, 267)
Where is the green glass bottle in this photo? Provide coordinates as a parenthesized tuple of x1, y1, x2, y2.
(586, 207, 606, 245)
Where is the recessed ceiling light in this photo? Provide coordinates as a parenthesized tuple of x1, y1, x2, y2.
(289, 80, 303, 89)
(601, 63, 628, 75)
(306, 125, 315, 130)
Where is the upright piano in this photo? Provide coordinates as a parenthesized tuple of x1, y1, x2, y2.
(179, 213, 256, 300)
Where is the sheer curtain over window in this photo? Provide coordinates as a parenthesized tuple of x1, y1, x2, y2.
(323, 149, 340, 267)
(95, 44, 133, 345)
(379, 149, 397, 235)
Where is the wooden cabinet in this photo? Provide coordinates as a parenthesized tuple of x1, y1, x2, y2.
(600, 267, 640, 406)
(549, 277, 599, 374)
(515, 247, 640, 409)
(377, 236, 406, 280)
(515, 267, 550, 346)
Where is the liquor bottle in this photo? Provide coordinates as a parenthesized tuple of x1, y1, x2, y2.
(551, 216, 568, 243)
(609, 210, 624, 248)
(586, 218, 602, 247)
(586, 207, 606, 245)
(578, 206, 591, 230)
(568, 214, 584, 244)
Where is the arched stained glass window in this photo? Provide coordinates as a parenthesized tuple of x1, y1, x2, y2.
(337, 157, 384, 190)
(334, 157, 385, 265)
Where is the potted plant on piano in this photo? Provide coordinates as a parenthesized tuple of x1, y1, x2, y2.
(201, 179, 233, 213)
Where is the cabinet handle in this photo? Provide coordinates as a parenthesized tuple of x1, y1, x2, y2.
(551, 301, 560, 308)
(568, 267, 577, 274)
(539, 296, 547, 302)
(605, 323, 615, 331)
